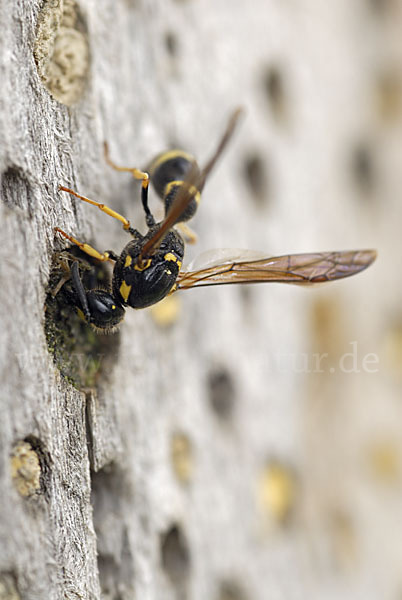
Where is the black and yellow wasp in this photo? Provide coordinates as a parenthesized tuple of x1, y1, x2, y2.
(55, 109, 376, 331)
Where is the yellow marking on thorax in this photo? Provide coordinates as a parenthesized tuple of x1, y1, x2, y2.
(164, 181, 201, 205)
(134, 258, 152, 272)
(148, 150, 195, 175)
(124, 255, 132, 267)
(119, 280, 132, 303)
(164, 252, 182, 270)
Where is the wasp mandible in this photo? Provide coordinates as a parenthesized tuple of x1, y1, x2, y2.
(55, 109, 376, 331)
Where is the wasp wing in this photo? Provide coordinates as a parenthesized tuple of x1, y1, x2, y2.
(175, 249, 377, 290)
(140, 108, 244, 260)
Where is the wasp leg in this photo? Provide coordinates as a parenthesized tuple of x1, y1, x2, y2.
(104, 250, 119, 262)
(59, 186, 139, 234)
(104, 142, 155, 228)
(54, 227, 115, 263)
(70, 260, 91, 322)
(51, 256, 73, 297)
(176, 223, 198, 244)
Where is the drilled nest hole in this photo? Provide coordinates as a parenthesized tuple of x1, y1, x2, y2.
(44, 247, 121, 390)
(34, 0, 90, 105)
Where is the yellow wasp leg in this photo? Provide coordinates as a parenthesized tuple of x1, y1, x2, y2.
(103, 142, 155, 230)
(59, 186, 132, 231)
(103, 142, 150, 192)
(54, 228, 115, 263)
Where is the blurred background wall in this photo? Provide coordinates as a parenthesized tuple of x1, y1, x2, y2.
(136, 2, 400, 598)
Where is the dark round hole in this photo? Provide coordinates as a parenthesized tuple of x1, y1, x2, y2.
(23, 435, 52, 494)
(164, 31, 178, 57)
(44, 247, 121, 391)
(350, 142, 376, 195)
(243, 153, 269, 205)
(207, 368, 236, 419)
(368, 0, 394, 14)
(218, 580, 247, 600)
(263, 65, 286, 120)
(160, 524, 191, 584)
(1, 167, 33, 217)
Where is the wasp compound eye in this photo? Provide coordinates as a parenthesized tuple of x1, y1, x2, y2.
(86, 290, 125, 330)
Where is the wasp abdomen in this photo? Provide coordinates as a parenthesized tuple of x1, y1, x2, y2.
(148, 150, 199, 196)
(148, 150, 201, 223)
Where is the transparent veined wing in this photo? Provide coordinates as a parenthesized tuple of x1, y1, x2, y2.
(175, 249, 377, 290)
(185, 248, 271, 271)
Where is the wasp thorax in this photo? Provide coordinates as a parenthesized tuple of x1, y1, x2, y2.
(113, 229, 185, 309)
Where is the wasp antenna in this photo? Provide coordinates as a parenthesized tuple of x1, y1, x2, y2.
(199, 107, 244, 190)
